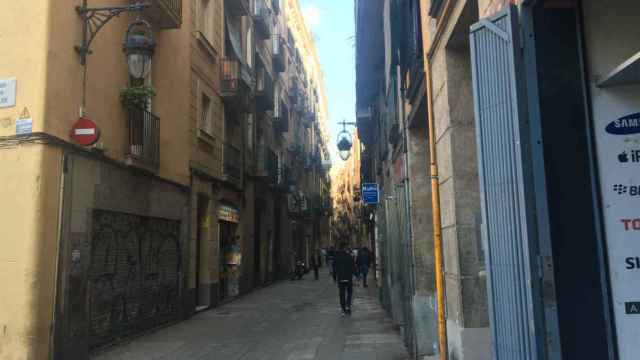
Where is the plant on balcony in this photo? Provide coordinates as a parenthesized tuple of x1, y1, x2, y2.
(120, 85, 156, 110)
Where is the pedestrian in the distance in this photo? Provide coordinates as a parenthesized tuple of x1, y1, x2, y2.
(311, 256, 319, 280)
(357, 246, 372, 287)
(350, 247, 360, 285)
(335, 242, 357, 316)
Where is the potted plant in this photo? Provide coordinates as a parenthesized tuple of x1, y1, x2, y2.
(120, 85, 156, 110)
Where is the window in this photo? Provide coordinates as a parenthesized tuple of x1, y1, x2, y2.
(200, 93, 213, 136)
(199, 0, 215, 44)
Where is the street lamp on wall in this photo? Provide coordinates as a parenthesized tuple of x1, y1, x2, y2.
(75, 1, 154, 115)
(336, 119, 357, 161)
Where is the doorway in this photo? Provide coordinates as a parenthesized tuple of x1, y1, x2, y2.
(219, 219, 240, 300)
(533, 2, 611, 358)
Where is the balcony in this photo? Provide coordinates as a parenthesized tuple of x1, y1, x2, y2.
(253, 0, 274, 39)
(143, 0, 182, 29)
(256, 145, 278, 185)
(256, 68, 274, 112)
(272, 35, 286, 73)
(273, 100, 289, 133)
(225, 0, 250, 16)
(125, 107, 160, 171)
(221, 59, 255, 106)
(223, 142, 243, 187)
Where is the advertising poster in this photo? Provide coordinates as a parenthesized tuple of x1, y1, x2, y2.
(592, 92, 640, 359)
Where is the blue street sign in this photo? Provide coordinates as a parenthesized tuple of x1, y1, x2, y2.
(362, 183, 379, 204)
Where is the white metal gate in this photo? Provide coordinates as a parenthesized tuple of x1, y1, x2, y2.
(470, 6, 546, 360)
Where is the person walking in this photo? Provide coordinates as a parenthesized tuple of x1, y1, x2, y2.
(311, 255, 319, 280)
(356, 247, 372, 287)
(334, 242, 356, 316)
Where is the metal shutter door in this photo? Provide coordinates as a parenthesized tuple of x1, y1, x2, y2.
(470, 6, 543, 360)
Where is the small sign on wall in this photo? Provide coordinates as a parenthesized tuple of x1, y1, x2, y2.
(0, 78, 17, 108)
(16, 107, 32, 135)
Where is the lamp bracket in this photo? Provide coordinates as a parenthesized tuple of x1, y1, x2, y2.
(75, 2, 149, 65)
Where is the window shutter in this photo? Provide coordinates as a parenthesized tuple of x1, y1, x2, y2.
(470, 5, 557, 360)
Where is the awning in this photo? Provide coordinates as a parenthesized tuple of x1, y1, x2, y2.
(226, 16, 243, 61)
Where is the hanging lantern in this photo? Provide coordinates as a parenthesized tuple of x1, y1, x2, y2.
(336, 120, 353, 161)
(123, 19, 155, 80)
(337, 136, 353, 161)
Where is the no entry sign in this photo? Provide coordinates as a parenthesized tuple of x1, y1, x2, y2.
(70, 117, 100, 146)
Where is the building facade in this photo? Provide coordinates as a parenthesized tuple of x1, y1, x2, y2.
(0, 0, 330, 358)
(357, 0, 640, 359)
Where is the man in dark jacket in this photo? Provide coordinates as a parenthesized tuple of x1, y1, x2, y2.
(334, 242, 357, 316)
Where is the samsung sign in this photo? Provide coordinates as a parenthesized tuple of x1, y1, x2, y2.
(606, 113, 640, 135)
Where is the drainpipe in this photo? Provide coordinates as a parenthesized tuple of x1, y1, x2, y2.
(421, 0, 454, 359)
(51, 154, 68, 359)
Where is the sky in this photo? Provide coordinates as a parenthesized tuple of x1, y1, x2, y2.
(300, 0, 356, 167)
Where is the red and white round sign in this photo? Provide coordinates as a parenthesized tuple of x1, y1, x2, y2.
(70, 117, 100, 146)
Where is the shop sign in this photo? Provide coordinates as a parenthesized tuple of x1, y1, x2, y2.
(606, 112, 640, 135)
(218, 205, 240, 223)
(594, 106, 640, 357)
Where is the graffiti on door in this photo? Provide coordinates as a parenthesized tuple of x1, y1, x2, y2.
(89, 210, 182, 348)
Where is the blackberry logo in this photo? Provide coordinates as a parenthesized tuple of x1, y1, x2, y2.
(614, 184, 629, 195)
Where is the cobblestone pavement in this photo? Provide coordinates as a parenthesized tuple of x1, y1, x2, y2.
(93, 270, 410, 360)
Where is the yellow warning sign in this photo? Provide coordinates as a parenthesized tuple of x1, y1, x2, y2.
(19, 107, 30, 119)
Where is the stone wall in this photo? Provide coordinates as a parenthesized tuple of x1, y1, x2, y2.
(430, 0, 490, 358)
(56, 152, 189, 359)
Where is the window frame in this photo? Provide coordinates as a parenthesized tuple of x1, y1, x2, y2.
(197, 80, 217, 143)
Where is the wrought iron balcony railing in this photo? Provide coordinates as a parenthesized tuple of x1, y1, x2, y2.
(126, 107, 160, 170)
(223, 142, 243, 186)
(221, 59, 255, 104)
(143, 0, 182, 29)
(256, 68, 274, 112)
(253, 0, 274, 39)
(225, 0, 250, 16)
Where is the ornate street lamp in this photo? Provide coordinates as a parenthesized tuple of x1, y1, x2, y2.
(337, 134, 352, 161)
(75, 1, 153, 115)
(336, 119, 357, 161)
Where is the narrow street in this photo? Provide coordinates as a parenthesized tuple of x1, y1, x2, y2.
(93, 270, 409, 360)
